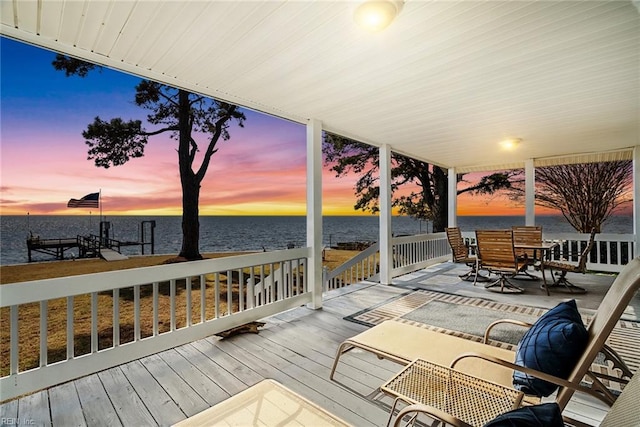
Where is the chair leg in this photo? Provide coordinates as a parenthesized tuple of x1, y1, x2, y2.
(329, 342, 353, 380)
(467, 261, 490, 285)
(540, 265, 550, 296)
(459, 268, 474, 281)
(546, 269, 587, 293)
(484, 273, 524, 293)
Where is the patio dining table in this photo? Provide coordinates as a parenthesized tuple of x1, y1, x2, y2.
(513, 241, 559, 295)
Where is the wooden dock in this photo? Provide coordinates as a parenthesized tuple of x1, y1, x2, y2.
(26, 235, 135, 262)
(26, 237, 80, 262)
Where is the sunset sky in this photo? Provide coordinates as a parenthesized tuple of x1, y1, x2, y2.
(1, 37, 525, 217)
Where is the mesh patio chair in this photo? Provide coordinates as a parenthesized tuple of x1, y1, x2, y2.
(541, 230, 596, 293)
(393, 368, 640, 427)
(445, 227, 482, 282)
(475, 229, 527, 293)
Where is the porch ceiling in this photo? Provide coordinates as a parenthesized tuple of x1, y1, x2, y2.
(2, 1, 638, 171)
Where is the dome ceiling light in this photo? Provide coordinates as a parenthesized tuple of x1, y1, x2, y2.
(500, 138, 523, 150)
(354, 0, 404, 32)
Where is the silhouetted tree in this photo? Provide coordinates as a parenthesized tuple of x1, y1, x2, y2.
(509, 161, 632, 232)
(323, 134, 518, 232)
(53, 55, 246, 260)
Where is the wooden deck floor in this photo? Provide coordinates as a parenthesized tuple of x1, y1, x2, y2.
(0, 263, 623, 427)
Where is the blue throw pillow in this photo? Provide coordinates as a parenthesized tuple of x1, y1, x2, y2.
(513, 300, 588, 397)
(483, 403, 563, 427)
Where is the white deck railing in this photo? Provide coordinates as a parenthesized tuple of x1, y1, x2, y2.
(461, 231, 634, 273)
(391, 232, 451, 276)
(323, 231, 634, 293)
(323, 233, 451, 290)
(323, 242, 380, 291)
(0, 249, 310, 402)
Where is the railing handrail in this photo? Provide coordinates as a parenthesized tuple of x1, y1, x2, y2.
(325, 242, 379, 280)
(0, 247, 309, 307)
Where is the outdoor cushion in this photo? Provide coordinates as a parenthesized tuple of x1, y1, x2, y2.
(512, 300, 588, 396)
(483, 403, 564, 427)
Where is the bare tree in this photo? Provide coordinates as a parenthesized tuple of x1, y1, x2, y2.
(512, 161, 632, 233)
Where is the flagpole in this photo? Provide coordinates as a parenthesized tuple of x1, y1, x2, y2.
(100, 189, 103, 223)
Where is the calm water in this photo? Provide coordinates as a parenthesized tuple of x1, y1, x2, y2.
(0, 215, 632, 266)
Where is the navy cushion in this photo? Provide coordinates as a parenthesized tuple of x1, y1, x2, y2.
(513, 300, 588, 397)
(483, 403, 564, 427)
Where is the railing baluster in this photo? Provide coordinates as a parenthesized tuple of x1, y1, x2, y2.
(295, 259, 301, 295)
(214, 273, 220, 318)
(302, 258, 307, 292)
(259, 264, 265, 305)
(227, 270, 233, 315)
(286, 261, 292, 298)
(170, 279, 176, 331)
(186, 276, 192, 327)
(238, 269, 244, 312)
(113, 289, 120, 347)
(277, 263, 284, 301)
(153, 282, 159, 336)
(134, 285, 140, 340)
(248, 268, 255, 309)
(10, 305, 18, 374)
(67, 296, 74, 359)
(40, 301, 47, 367)
(269, 263, 275, 303)
(200, 274, 206, 322)
(91, 292, 98, 353)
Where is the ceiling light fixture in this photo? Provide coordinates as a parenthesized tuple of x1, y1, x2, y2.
(500, 138, 522, 150)
(354, 0, 403, 32)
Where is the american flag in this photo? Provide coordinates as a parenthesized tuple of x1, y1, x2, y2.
(67, 192, 99, 208)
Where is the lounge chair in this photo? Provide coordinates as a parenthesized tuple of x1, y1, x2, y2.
(445, 227, 482, 282)
(541, 230, 597, 293)
(330, 257, 640, 410)
(475, 229, 527, 293)
(393, 367, 640, 427)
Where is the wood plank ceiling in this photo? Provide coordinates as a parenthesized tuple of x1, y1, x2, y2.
(1, 0, 638, 172)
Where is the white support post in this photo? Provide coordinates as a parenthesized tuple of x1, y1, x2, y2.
(379, 144, 393, 285)
(448, 168, 457, 227)
(633, 146, 640, 257)
(306, 119, 323, 309)
(525, 159, 535, 225)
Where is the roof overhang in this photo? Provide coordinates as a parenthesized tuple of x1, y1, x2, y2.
(1, 0, 638, 171)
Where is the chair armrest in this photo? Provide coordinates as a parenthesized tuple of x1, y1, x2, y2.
(393, 403, 472, 427)
(600, 343, 634, 379)
(449, 352, 613, 406)
(483, 319, 534, 344)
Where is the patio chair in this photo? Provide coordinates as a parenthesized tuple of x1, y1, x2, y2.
(330, 257, 640, 411)
(475, 229, 527, 293)
(445, 227, 482, 282)
(393, 367, 640, 427)
(512, 225, 543, 279)
(541, 230, 597, 293)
